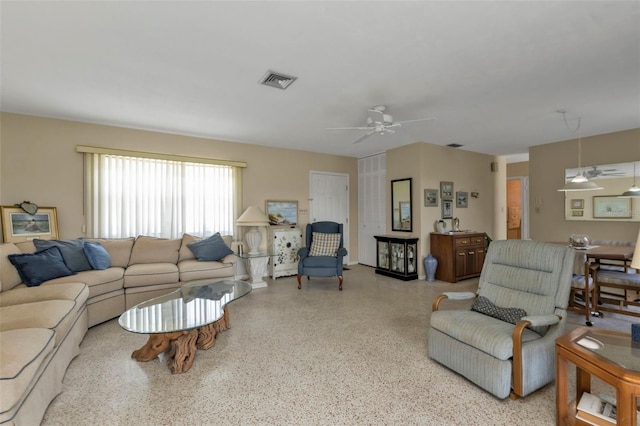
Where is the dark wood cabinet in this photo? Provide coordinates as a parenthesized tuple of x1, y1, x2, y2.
(374, 235, 419, 281)
(430, 232, 486, 283)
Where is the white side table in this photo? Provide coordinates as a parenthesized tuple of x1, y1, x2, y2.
(238, 251, 275, 289)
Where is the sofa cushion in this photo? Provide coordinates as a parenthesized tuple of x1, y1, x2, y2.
(178, 259, 235, 282)
(8, 246, 76, 287)
(86, 237, 134, 268)
(124, 263, 179, 288)
(187, 232, 234, 261)
(83, 241, 111, 270)
(33, 238, 92, 272)
(0, 282, 88, 308)
(42, 269, 123, 299)
(309, 232, 340, 257)
(129, 236, 181, 265)
(0, 243, 23, 292)
(0, 300, 78, 344)
(0, 328, 56, 415)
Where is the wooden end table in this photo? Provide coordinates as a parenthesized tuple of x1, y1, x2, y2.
(556, 327, 640, 425)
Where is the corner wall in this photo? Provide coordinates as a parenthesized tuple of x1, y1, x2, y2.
(529, 128, 640, 242)
(0, 113, 359, 259)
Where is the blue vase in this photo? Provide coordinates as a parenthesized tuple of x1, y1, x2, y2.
(424, 254, 438, 282)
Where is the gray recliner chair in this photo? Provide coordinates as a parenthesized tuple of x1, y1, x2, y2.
(428, 240, 574, 399)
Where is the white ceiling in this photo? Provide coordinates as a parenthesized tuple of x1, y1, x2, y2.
(1, 1, 639, 160)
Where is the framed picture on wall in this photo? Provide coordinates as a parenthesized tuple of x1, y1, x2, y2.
(265, 200, 298, 225)
(0, 206, 59, 243)
(593, 196, 631, 219)
(456, 192, 468, 208)
(424, 189, 438, 207)
(441, 199, 453, 219)
(440, 181, 453, 199)
(570, 199, 584, 209)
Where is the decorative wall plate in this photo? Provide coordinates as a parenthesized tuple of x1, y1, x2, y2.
(17, 201, 38, 215)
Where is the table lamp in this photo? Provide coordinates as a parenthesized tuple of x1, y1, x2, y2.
(236, 206, 270, 254)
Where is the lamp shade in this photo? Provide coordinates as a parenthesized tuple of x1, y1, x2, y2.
(236, 206, 270, 226)
(557, 179, 603, 192)
(632, 229, 640, 270)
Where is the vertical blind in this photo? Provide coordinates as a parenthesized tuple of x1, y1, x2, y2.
(84, 151, 242, 239)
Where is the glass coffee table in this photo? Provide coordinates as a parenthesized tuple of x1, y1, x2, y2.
(119, 279, 251, 373)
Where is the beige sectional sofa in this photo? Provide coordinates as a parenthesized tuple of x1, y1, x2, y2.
(0, 234, 237, 425)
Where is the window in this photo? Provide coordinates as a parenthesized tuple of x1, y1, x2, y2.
(80, 147, 244, 239)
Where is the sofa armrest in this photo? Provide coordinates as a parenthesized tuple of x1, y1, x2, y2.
(297, 247, 309, 260)
(520, 314, 561, 328)
(220, 253, 238, 265)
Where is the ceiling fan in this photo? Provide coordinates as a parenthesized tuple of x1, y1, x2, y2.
(327, 105, 436, 144)
(568, 166, 626, 179)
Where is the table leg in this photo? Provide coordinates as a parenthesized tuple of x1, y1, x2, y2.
(131, 307, 232, 373)
(556, 351, 569, 426)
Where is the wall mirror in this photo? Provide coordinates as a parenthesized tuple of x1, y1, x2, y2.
(564, 161, 639, 222)
(392, 178, 413, 231)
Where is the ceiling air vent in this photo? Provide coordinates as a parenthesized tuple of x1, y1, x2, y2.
(259, 70, 297, 90)
(447, 143, 464, 148)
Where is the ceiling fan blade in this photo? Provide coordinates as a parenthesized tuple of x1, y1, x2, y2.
(395, 117, 437, 124)
(326, 126, 372, 131)
(352, 131, 376, 144)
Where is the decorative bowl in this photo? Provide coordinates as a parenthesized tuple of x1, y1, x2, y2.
(569, 234, 590, 248)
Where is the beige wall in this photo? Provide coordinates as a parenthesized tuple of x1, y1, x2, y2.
(0, 113, 359, 259)
(386, 142, 500, 274)
(530, 128, 640, 243)
(507, 161, 529, 177)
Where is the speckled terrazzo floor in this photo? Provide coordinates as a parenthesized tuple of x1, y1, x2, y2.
(42, 264, 634, 426)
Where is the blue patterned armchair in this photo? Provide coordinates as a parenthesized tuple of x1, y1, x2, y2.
(428, 240, 574, 399)
(297, 221, 348, 290)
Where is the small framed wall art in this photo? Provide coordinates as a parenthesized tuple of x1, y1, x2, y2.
(456, 192, 468, 208)
(0, 206, 59, 243)
(441, 199, 453, 219)
(440, 181, 454, 199)
(570, 199, 584, 209)
(424, 189, 438, 207)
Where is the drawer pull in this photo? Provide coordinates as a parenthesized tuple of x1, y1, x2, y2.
(468, 251, 474, 255)
(459, 252, 465, 256)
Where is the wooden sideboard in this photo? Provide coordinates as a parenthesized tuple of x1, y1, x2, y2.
(429, 232, 486, 283)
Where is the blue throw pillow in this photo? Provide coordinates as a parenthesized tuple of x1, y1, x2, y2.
(187, 232, 234, 261)
(8, 246, 76, 287)
(33, 238, 92, 272)
(83, 241, 112, 270)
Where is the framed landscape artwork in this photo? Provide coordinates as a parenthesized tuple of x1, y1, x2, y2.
(265, 200, 298, 226)
(424, 189, 438, 207)
(0, 206, 59, 243)
(592, 196, 631, 219)
(456, 192, 468, 208)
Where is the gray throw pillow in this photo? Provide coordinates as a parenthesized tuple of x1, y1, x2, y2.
(187, 232, 234, 261)
(8, 246, 76, 287)
(471, 296, 527, 325)
(33, 238, 92, 272)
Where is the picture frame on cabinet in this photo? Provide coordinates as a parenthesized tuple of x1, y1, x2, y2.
(424, 189, 438, 207)
(440, 181, 454, 199)
(0, 206, 59, 243)
(442, 199, 453, 219)
(265, 200, 298, 226)
(456, 192, 468, 208)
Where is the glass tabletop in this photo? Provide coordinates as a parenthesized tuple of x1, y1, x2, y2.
(238, 250, 275, 259)
(118, 280, 252, 334)
(575, 330, 640, 372)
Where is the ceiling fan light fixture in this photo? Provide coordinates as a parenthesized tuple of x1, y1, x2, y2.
(570, 172, 588, 183)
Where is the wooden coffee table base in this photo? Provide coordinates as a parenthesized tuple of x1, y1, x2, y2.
(131, 306, 230, 373)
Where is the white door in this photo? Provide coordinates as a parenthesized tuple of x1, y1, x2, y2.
(309, 171, 349, 264)
(358, 153, 386, 267)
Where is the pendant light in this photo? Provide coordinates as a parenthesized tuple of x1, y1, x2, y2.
(557, 111, 603, 192)
(619, 161, 640, 197)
